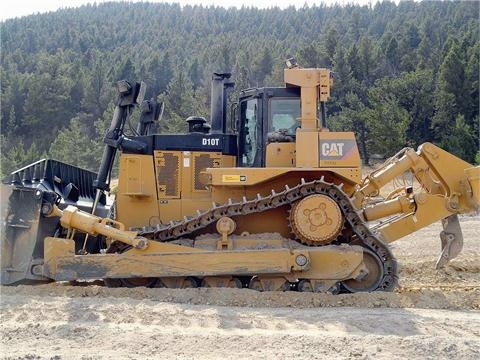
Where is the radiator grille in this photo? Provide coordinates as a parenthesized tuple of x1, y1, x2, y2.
(194, 154, 214, 191)
(193, 153, 222, 191)
(156, 152, 180, 198)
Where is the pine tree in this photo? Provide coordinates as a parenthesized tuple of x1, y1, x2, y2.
(49, 117, 98, 170)
(385, 37, 399, 76)
(324, 27, 339, 67)
(366, 98, 410, 158)
(357, 36, 375, 85)
(7, 107, 17, 135)
(440, 115, 476, 163)
(250, 48, 273, 86)
(331, 45, 353, 109)
(116, 58, 136, 82)
(189, 58, 202, 91)
(431, 40, 468, 157)
(159, 70, 198, 133)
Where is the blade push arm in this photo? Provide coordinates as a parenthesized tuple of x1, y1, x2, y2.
(42, 203, 148, 250)
(351, 142, 479, 265)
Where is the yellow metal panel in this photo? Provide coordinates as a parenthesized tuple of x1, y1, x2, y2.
(209, 167, 290, 186)
(284, 67, 332, 102)
(299, 87, 318, 130)
(221, 155, 236, 167)
(208, 167, 359, 187)
(296, 131, 319, 167)
(116, 154, 159, 228)
(124, 156, 143, 195)
(327, 168, 361, 184)
(158, 199, 182, 224)
(180, 151, 192, 199)
(266, 143, 296, 167)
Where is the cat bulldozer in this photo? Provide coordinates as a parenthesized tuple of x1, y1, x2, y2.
(2, 60, 479, 293)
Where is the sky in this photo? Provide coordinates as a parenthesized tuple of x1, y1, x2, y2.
(0, 0, 385, 21)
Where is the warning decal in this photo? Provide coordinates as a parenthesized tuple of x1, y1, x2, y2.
(222, 175, 247, 183)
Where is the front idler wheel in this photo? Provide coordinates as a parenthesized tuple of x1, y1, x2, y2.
(342, 249, 384, 293)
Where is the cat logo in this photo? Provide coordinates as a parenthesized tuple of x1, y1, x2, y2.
(321, 142, 345, 157)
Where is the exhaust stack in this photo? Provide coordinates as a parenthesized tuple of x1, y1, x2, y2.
(210, 72, 234, 134)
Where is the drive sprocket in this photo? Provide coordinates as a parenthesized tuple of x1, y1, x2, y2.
(289, 194, 343, 245)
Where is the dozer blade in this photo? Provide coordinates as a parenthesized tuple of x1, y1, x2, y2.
(435, 214, 463, 269)
(0, 184, 50, 284)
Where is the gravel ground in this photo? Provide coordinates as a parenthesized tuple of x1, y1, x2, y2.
(1, 216, 479, 359)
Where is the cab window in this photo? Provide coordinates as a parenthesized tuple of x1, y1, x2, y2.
(269, 98, 301, 136)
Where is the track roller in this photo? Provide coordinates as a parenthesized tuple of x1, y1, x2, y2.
(121, 277, 157, 288)
(157, 277, 199, 289)
(297, 279, 339, 293)
(104, 278, 123, 288)
(201, 276, 243, 288)
(297, 279, 313, 292)
(248, 276, 290, 291)
(104, 277, 157, 288)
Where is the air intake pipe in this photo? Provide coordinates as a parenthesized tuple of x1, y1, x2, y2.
(210, 72, 234, 134)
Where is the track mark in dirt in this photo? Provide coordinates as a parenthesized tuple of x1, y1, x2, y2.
(1, 295, 479, 360)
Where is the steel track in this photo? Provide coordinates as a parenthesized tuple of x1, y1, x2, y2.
(126, 177, 398, 292)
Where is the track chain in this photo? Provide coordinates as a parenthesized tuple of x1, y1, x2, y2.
(132, 177, 397, 292)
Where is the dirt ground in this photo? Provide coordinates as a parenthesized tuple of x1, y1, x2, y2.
(1, 216, 479, 359)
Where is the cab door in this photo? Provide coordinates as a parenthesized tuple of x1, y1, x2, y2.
(238, 95, 263, 167)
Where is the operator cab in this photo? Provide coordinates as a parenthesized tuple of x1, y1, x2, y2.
(238, 87, 300, 167)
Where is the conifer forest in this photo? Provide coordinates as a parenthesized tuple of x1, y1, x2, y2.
(1, 1, 479, 176)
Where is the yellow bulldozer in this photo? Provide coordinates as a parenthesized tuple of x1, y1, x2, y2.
(1, 59, 479, 293)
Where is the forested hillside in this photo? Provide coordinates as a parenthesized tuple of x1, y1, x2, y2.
(1, 1, 478, 175)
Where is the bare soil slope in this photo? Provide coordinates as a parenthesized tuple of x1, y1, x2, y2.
(1, 216, 479, 359)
